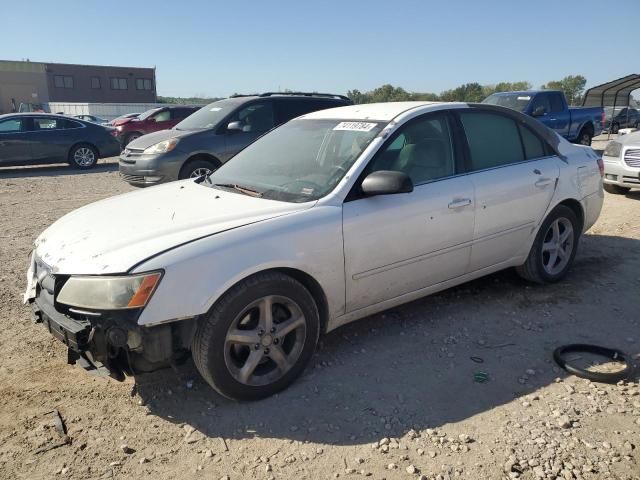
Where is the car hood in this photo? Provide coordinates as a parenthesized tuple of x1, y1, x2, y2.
(34, 180, 313, 275)
(112, 117, 135, 126)
(619, 130, 640, 146)
(127, 128, 197, 149)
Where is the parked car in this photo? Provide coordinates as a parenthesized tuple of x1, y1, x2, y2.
(112, 106, 199, 147)
(73, 114, 110, 125)
(0, 113, 120, 168)
(603, 107, 639, 134)
(109, 112, 140, 125)
(482, 90, 604, 145)
(602, 130, 640, 193)
(119, 92, 353, 186)
(25, 102, 603, 400)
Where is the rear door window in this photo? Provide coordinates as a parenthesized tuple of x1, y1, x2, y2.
(32, 117, 60, 130)
(459, 111, 524, 170)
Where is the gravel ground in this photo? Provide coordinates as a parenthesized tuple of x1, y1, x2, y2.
(0, 155, 639, 480)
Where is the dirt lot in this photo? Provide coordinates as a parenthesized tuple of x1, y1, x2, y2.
(0, 153, 639, 480)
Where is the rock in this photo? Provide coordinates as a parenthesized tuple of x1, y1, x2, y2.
(387, 463, 397, 470)
(602, 442, 612, 449)
(379, 437, 390, 446)
(139, 457, 149, 464)
(406, 465, 418, 474)
(355, 457, 364, 464)
(380, 445, 389, 453)
(109, 461, 122, 467)
(265, 464, 272, 472)
(316, 447, 324, 455)
(428, 451, 437, 458)
(458, 434, 471, 443)
(344, 468, 356, 474)
(623, 441, 635, 451)
(61, 467, 69, 475)
(119, 444, 134, 454)
(557, 415, 572, 429)
(220, 476, 230, 480)
(533, 466, 545, 478)
(416, 448, 424, 455)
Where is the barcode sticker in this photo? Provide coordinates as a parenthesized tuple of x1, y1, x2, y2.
(333, 122, 377, 132)
(517, 96, 531, 101)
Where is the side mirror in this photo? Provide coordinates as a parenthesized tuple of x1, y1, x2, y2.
(227, 121, 243, 132)
(361, 170, 413, 196)
(532, 106, 546, 117)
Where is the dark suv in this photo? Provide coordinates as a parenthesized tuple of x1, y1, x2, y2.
(113, 105, 200, 147)
(118, 92, 352, 186)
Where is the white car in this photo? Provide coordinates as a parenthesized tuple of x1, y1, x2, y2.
(602, 130, 640, 194)
(24, 102, 604, 400)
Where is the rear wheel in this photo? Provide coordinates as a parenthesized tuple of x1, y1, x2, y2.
(516, 205, 579, 284)
(192, 272, 320, 401)
(603, 183, 630, 195)
(179, 158, 220, 180)
(576, 128, 592, 146)
(69, 143, 98, 169)
(611, 123, 619, 134)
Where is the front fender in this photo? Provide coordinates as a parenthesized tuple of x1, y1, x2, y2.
(133, 206, 345, 326)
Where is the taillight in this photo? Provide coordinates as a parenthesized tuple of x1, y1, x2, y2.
(597, 158, 604, 177)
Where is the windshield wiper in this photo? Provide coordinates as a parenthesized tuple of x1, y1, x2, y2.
(213, 183, 263, 197)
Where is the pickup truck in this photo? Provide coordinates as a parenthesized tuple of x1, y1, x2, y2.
(482, 90, 604, 146)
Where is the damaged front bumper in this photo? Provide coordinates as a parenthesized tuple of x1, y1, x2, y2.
(25, 255, 189, 381)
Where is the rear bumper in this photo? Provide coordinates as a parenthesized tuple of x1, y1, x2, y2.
(603, 154, 640, 189)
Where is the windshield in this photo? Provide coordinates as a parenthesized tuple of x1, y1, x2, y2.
(482, 93, 531, 111)
(174, 99, 239, 130)
(205, 118, 385, 202)
(137, 108, 162, 120)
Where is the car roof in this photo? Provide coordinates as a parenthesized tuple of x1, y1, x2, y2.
(302, 101, 446, 121)
(490, 90, 561, 96)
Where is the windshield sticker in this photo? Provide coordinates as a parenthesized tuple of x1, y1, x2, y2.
(209, 107, 222, 111)
(333, 121, 377, 132)
(517, 96, 531, 101)
(301, 187, 315, 195)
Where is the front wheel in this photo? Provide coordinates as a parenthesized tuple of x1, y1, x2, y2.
(516, 205, 580, 284)
(69, 144, 98, 169)
(192, 272, 320, 401)
(604, 183, 630, 195)
(179, 158, 220, 180)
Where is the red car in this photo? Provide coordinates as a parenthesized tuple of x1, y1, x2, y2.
(113, 105, 199, 146)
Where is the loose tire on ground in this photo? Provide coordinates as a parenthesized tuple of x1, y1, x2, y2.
(69, 143, 98, 169)
(516, 205, 580, 284)
(603, 183, 630, 195)
(192, 271, 320, 401)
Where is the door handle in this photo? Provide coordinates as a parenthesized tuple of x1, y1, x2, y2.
(535, 178, 553, 188)
(448, 198, 472, 209)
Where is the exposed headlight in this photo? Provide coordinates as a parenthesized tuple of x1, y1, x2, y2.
(57, 272, 162, 310)
(116, 126, 123, 132)
(603, 141, 622, 158)
(143, 139, 179, 154)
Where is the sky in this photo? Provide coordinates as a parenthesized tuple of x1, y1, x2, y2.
(2, 0, 638, 98)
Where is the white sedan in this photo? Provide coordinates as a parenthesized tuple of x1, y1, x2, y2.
(24, 102, 604, 400)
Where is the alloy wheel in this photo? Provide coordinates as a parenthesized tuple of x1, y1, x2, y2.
(190, 167, 214, 178)
(74, 147, 95, 166)
(541, 217, 574, 276)
(224, 295, 307, 386)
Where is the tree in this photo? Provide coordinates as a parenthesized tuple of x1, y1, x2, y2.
(439, 83, 485, 102)
(541, 75, 587, 106)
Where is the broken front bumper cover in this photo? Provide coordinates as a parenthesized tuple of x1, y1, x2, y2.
(29, 297, 127, 381)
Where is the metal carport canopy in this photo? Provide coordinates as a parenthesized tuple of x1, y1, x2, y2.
(582, 74, 640, 107)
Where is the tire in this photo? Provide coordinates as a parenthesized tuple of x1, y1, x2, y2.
(179, 158, 220, 180)
(553, 344, 634, 384)
(124, 132, 141, 146)
(576, 128, 592, 146)
(192, 272, 320, 401)
(603, 183, 630, 195)
(69, 143, 98, 169)
(516, 205, 580, 284)
(611, 123, 619, 134)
